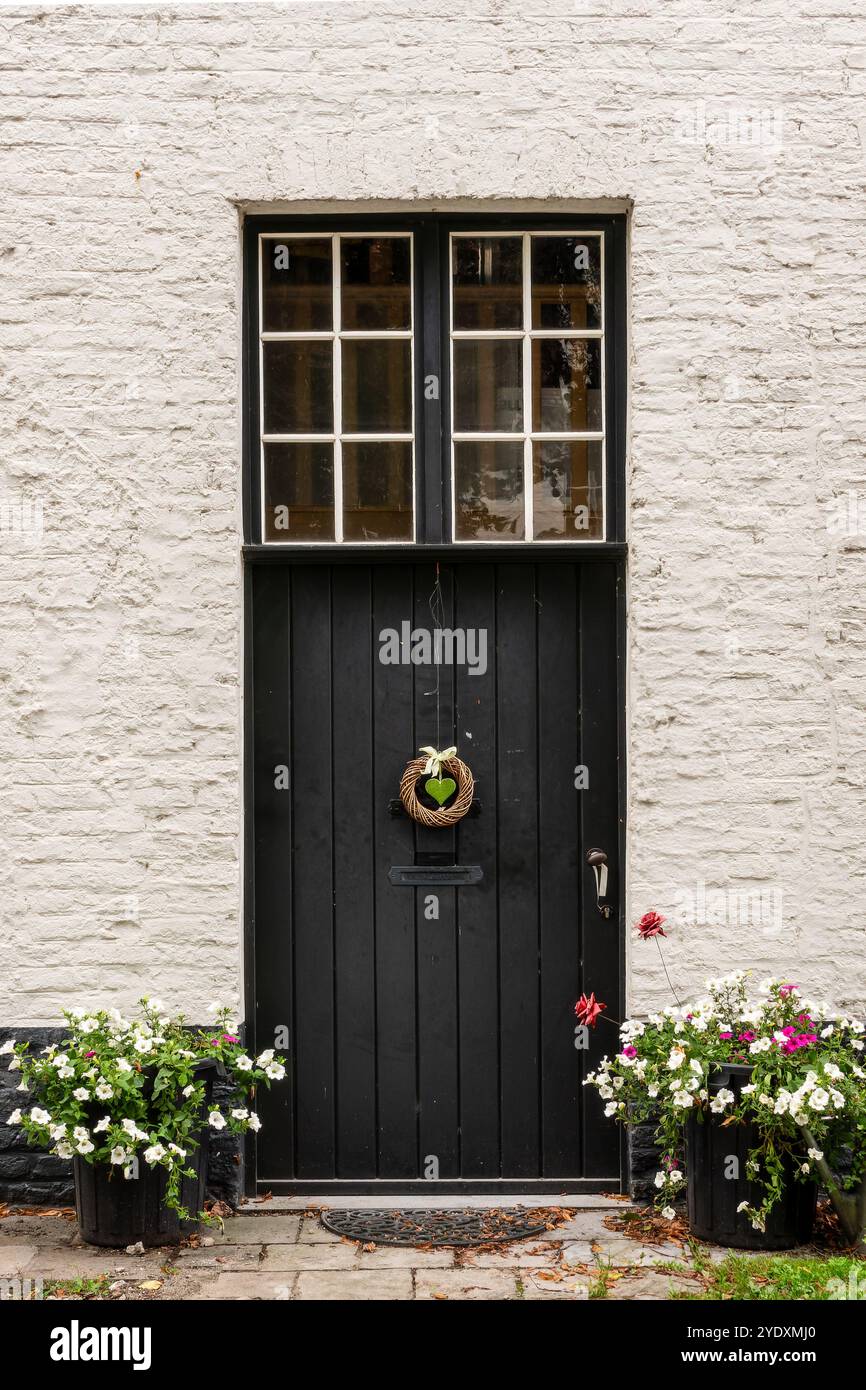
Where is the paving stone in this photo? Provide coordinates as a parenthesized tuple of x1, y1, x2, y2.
(545, 1213, 619, 1243)
(467, 1241, 565, 1269)
(174, 1244, 263, 1269)
(0, 1246, 37, 1276)
(296, 1216, 346, 1244)
(612, 1271, 700, 1300)
(414, 1268, 520, 1300)
(559, 1241, 595, 1265)
(217, 1215, 300, 1244)
(0, 1215, 76, 1247)
(261, 1241, 358, 1271)
(295, 1270, 413, 1301)
(196, 1272, 297, 1301)
(521, 1272, 590, 1299)
(592, 1235, 684, 1267)
(26, 1250, 169, 1279)
(355, 1246, 454, 1269)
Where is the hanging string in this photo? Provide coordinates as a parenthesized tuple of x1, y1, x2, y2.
(424, 561, 444, 750)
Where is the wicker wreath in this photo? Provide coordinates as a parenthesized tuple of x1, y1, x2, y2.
(399, 754, 475, 828)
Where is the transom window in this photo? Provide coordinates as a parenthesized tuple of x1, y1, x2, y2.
(247, 215, 622, 546)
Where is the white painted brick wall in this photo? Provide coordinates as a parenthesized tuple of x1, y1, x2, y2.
(1, 1, 864, 1024)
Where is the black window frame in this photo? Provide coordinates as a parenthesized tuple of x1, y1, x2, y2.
(243, 211, 627, 552)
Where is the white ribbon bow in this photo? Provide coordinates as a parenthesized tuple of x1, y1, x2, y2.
(419, 745, 457, 779)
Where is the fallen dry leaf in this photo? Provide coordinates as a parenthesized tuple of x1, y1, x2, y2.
(137, 1280, 162, 1291)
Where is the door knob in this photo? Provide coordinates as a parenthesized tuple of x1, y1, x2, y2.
(586, 848, 612, 919)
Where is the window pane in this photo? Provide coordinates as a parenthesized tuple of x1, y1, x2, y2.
(343, 441, 413, 541)
(452, 237, 522, 330)
(262, 238, 332, 332)
(532, 338, 601, 433)
(533, 441, 603, 540)
(264, 442, 334, 540)
(341, 339, 411, 433)
(531, 236, 601, 330)
(454, 440, 525, 540)
(453, 339, 523, 432)
(341, 237, 411, 330)
(263, 341, 333, 434)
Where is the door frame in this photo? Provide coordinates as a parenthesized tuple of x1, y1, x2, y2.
(240, 208, 628, 1194)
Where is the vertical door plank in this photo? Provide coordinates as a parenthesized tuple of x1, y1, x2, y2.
(537, 564, 582, 1175)
(332, 566, 376, 1176)
(496, 564, 541, 1177)
(372, 565, 418, 1176)
(579, 562, 622, 1179)
(290, 567, 336, 1178)
(453, 564, 500, 1177)
(414, 562, 459, 1178)
(252, 566, 293, 1179)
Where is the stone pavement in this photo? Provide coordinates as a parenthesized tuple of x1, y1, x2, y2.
(0, 1198, 733, 1301)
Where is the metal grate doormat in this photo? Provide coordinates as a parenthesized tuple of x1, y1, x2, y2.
(320, 1207, 556, 1247)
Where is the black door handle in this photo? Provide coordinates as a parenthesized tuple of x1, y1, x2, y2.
(586, 848, 613, 919)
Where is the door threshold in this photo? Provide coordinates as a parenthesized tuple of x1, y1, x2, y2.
(248, 1189, 627, 1212)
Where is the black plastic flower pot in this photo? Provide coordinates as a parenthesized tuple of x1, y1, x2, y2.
(685, 1062, 817, 1250)
(73, 1057, 223, 1249)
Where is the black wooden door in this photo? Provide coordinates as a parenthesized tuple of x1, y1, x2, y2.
(249, 557, 623, 1192)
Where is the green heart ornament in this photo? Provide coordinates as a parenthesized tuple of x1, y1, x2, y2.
(425, 776, 457, 806)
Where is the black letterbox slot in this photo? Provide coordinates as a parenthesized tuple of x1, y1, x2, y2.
(388, 865, 484, 887)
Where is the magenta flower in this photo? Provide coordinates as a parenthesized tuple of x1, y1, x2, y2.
(621, 1045, 638, 1059)
(84, 1050, 96, 1058)
(779, 984, 799, 996)
(719, 1031, 733, 1040)
(737, 1031, 755, 1043)
(222, 1033, 239, 1043)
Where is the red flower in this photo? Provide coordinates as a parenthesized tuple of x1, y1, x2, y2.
(574, 992, 607, 1028)
(636, 910, 667, 940)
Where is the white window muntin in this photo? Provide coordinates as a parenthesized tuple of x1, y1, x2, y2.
(258, 231, 416, 545)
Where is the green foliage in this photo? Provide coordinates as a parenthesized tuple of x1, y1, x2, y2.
(677, 1252, 866, 1301)
(2, 998, 287, 1219)
(585, 974, 866, 1235)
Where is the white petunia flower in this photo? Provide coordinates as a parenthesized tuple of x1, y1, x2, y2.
(49, 1123, 67, 1140)
(116, 1059, 133, 1073)
(95, 1081, 113, 1100)
(248, 1113, 262, 1132)
(30, 1107, 51, 1125)
(808, 1088, 830, 1112)
(143, 1144, 166, 1164)
(208, 1111, 227, 1130)
(76, 1138, 94, 1155)
(234, 1054, 253, 1072)
(55, 1141, 73, 1158)
(807, 1147, 823, 1161)
(231, 1108, 249, 1121)
(654, 1171, 665, 1188)
(6, 1109, 22, 1124)
(265, 1062, 286, 1081)
(256, 1049, 274, 1065)
(73, 1088, 90, 1101)
(110, 1146, 127, 1165)
(667, 1047, 686, 1071)
(0, 1040, 15, 1055)
(661, 1207, 676, 1220)
(94, 1116, 111, 1133)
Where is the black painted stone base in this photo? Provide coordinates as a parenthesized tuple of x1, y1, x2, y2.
(0, 1027, 244, 1210)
